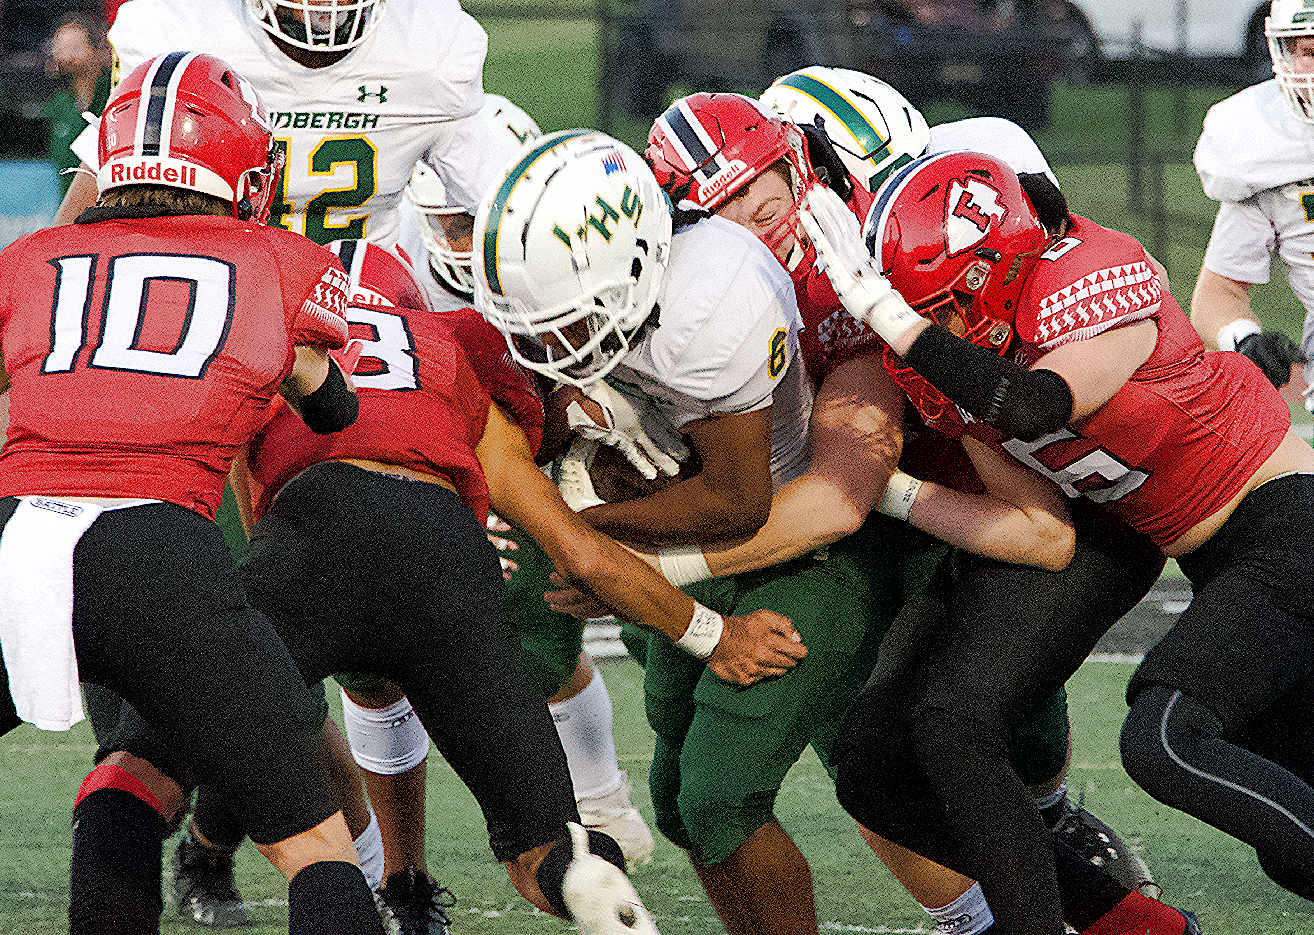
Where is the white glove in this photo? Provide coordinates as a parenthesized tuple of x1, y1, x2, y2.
(566, 382, 679, 481)
(798, 185, 923, 346)
(558, 439, 606, 512)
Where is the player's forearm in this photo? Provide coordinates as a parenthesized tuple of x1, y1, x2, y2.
(1190, 266, 1255, 350)
(905, 480, 1073, 570)
(489, 468, 698, 642)
(49, 167, 99, 227)
(579, 472, 772, 547)
(696, 471, 868, 577)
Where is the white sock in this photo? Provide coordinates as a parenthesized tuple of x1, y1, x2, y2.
(353, 810, 386, 890)
(924, 882, 994, 935)
(549, 667, 623, 801)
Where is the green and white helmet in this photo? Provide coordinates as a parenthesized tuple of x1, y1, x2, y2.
(761, 66, 930, 195)
(474, 130, 673, 389)
(1267, 0, 1314, 123)
(404, 94, 542, 301)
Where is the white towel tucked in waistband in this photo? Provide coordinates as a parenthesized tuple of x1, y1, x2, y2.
(0, 496, 157, 731)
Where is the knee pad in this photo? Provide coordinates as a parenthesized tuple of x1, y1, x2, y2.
(340, 690, 429, 775)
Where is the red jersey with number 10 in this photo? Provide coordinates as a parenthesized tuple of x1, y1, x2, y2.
(0, 214, 349, 519)
(886, 214, 1290, 549)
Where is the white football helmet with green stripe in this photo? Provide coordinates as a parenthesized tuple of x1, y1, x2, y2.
(1268, 0, 1314, 123)
(473, 130, 673, 389)
(761, 66, 930, 195)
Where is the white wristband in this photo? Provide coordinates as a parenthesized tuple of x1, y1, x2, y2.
(1216, 318, 1262, 352)
(657, 544, 712, 587)
(878, 470, 923, 522)
(675, 602, 724, 659)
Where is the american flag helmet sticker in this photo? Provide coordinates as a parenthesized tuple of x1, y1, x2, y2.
(602, 150, 626, 175)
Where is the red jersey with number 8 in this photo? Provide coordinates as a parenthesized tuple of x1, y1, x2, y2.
(245, 242, 520, 524)
(886, 215, 1290, 549)
(0, 214, 349, 519)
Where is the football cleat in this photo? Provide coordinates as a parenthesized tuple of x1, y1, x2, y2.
(374, 868, 456, 935)
(1047, 794, 1156, 897)
(577, 772, 655, 871)
(561, 822, 659, 935)
(171, 835, 251, 928)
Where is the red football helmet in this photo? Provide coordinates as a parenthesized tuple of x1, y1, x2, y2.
(326, 239, 429, 312)
(97, 51, 284, 223)
(866, 150, 1049, 356)
(645, 92, 818, 255)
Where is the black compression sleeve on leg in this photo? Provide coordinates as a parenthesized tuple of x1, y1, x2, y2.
(903, 324, 1073, 441)
(295, 361, 358, 434)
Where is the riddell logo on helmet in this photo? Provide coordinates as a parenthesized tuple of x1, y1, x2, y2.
(108, 161, 198, 187)
(696, 159, 751, 205)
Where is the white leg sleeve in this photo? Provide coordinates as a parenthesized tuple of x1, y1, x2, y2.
(340, 689, 430, 775)
(549, 667, 623, 801)
(353, 809, 386, 890)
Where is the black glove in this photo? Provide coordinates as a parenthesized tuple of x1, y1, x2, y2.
(1235, 331, 1307, 389)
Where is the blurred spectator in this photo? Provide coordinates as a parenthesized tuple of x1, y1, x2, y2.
(42, 11, 110, 193)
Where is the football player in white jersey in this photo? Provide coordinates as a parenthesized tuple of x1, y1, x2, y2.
(341, 95, 660, 880)
(477, 122, 914, 934)
(53, 0, 518, 251)
(1190, 0, 1314, 397)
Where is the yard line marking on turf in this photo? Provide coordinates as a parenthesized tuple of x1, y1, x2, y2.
(1089, 652, 1144, 664)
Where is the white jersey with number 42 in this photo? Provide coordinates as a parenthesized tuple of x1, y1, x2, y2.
(103, 0, 507, 248)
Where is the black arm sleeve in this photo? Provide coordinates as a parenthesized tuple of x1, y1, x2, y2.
(294, 359, 359, 434)
(903, 325, 1073, 442)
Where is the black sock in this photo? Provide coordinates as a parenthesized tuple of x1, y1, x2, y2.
(69, 789, 168, 935)
(535, 829, 626, 919)
(1053, 838, 1131, 931)
(288, 860, 386, 935)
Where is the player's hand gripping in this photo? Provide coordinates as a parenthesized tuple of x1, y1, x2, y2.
(566, 381, 679, 481)
(544, 582, 806, 686)
(797, 185, 923, 347)
(1236, 331, 1307, 389)
(708, 609, 807, 686)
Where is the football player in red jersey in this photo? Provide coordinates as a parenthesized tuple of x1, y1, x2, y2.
(749, 71, 1195, 935)
(802, 148, 1314, 932)
(213, 238, 801, 935)
(0, 53, 384, 935)
(635, 88, 1204, 935)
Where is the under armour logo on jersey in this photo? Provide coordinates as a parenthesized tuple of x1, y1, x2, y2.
(946, 177, 1006, 255)
(357, 85, 387, 103)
